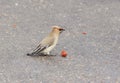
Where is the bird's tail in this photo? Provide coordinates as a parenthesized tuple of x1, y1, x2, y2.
(27, 52, 46, 56)
(26, 53, 31, 56)
(27, 53, 33, 56)
(27, 52, 37, 56)
(27, 50, 44, 56)
(27, 45, 45, 56)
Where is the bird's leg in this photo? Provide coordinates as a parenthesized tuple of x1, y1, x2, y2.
(43, 52, 50, 56)
(46, 52, 56, 56)
(36, 51, 49, 56)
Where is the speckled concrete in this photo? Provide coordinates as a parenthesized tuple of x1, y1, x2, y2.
(0, 0, 120, 83)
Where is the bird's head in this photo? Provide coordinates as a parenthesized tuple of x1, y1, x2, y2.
(52, 26, 65, 34)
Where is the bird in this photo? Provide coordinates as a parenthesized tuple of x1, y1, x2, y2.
(27, 26, 65, 56)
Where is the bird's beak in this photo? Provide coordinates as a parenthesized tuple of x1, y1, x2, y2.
(59, 28, 65, 34)
(59, 28, 65, 31)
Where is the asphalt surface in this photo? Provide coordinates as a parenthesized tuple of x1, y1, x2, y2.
(0, 0, 120, 83)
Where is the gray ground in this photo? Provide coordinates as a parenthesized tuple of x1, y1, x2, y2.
(0, 0, 120, 83)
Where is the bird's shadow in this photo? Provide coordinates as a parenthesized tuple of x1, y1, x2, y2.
(26, 53, 59, 63)
(27, 53, 56, 57)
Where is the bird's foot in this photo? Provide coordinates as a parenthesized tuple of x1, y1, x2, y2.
(39, 53, 56, 56)
(27, 53, 56, 56)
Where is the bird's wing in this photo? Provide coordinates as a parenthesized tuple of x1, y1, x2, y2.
(31, 36, 54, 55)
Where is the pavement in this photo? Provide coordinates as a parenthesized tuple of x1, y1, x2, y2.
(0, 0, 120, 83)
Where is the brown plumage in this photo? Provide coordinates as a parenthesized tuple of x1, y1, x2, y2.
(27, 26, 65, 56)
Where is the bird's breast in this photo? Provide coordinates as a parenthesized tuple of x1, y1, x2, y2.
(42, 37, 58, 53)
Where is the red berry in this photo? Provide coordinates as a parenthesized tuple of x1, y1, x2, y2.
(82, 32, 87, 35)
(61, 50, 67, 57)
